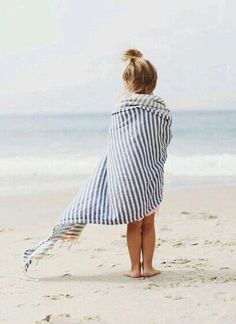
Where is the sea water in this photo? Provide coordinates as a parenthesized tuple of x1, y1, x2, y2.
(0, 110, 235, 195)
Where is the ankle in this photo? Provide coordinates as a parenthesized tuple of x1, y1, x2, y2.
(142, 261, 153, 269)
(131, 263, 141, 271)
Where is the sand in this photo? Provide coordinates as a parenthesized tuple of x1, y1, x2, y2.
(0, 185, 235, 323)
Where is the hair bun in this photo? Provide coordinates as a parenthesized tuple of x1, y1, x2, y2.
(121, 48, 143, 62)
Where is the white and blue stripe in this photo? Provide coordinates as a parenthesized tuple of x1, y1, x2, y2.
(22, 93, 173, 272)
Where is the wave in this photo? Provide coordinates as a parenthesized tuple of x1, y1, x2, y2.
(165, 153, 236, 176)
(0, 155, 100, 177)
(1, 153, 236, 178)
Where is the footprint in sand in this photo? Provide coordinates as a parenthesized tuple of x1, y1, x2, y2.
(165, 295, 185, 300)
(199, 212, 218, 220)
(78, 315, 102, 323)
(23, 237, 34, 241)
(173, 295, 184, 300)
(36, 314, 73, 323)
(180, 211, 218, 220)
(145, 282, 160, 289)
(36, 314, 51, 323)
(160, 261, 172, 268)
(111, 263, 121, 268)
(171, 258, 192, 264)
(172, 241, 185, 247)
(159, 239, 168, 243)
(61, 273, 72, 277)
(180, 211, 191, 215)
(43, 294, 74, 300)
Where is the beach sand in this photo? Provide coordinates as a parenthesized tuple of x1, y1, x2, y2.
(0, 185, 235, 323)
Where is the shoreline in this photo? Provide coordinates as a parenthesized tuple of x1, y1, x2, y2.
(1, 179, 236, 195)
(0, 184, 236, 228)
(1, 174, 236, 197)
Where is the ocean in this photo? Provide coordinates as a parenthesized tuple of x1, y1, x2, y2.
(1, 111, 236, 195)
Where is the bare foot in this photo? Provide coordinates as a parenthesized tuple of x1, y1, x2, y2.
(143, 268, 161, 277)
(124, 262, 142, 278)
(141, 262, 162, 277)
(123, 270, 142, 278)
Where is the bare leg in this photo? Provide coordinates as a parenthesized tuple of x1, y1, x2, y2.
(124, 219, 143, 278)
(141, 213, 161, 277)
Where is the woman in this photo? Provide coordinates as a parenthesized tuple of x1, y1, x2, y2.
(22, 48, 173, 278)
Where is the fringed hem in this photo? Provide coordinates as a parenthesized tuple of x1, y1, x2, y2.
(22, 223, 86, 273)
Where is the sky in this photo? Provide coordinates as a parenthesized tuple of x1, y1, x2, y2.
(0, 0, 235, 114)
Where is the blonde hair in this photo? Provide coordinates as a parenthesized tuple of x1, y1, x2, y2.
(121, 48, 158, 94)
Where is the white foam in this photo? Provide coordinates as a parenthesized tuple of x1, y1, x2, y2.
(165, 153, 236, 176)
(0, 153, 236, 178)
(0, 156, 100, 177)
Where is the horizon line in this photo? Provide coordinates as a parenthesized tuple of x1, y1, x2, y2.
(1, 109, 236, 117)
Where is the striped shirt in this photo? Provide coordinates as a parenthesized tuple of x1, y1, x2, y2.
(22, 92, 173, 272)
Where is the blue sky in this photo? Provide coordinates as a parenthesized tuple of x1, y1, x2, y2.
(0, 0, 235, 114)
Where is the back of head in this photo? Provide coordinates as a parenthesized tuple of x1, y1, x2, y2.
(121, 48, 158, 94)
